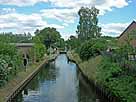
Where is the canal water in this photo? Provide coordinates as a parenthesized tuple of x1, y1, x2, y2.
(15, 54, 100, 102)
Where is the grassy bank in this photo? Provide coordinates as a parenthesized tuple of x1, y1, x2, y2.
(68, 52, 136, 102)
(68, 51, 102, 81)
(0, 54, 57, 102)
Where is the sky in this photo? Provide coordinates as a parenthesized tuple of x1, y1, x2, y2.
(0, 0, 135, 39)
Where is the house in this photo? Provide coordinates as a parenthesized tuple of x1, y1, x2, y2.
(118, 21, 136, 47)
(118, 21, 136, 60)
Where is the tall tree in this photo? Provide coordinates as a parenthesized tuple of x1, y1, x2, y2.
(35, 27, 61, 48)
(76, 7, 101, 41)
(66, 35, 80, 50)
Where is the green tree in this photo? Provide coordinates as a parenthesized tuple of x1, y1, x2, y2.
(0, 32, 32, 43)
(31, 36, 47, 62)
(55, 38, 65, 49)
(76, 7, 101, 41)
(79, 38, 108, 60)
(66, 35, 80, 50)
(35, 27, 61, 48)
(0, 42, 22, 87)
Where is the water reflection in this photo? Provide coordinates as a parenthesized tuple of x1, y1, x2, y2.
(15, 54, 98, 102)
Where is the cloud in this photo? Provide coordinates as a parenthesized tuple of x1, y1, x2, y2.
(0, 12, 64, 34)
(0, 0, 48, 6)
(0, 0, 129, 15)
(0, 8, 16, 14)
(49, 0, 129, 15)
(40, 0, 129, 25)
(0, 0, 130, 39)
(61, 33, 77, 40)
(40, 8, 78, 23)
(100, 22, 130, 36)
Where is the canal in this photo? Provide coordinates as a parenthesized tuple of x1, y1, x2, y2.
(14, 54, 101, 102)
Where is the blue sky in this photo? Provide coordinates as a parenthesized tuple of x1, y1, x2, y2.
(0, 0, 135, 39)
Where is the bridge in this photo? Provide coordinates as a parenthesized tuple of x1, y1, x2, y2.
(59, 51, 67, 54)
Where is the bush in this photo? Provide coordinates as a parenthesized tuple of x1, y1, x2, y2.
(79, 40, 94, 60)
(31, 43, 46, 62)
(96, 57, 122, 84)
(96, 57, 136, 102)
(0, 42, 22, 87)
(79, 38, 108, 60)
(0, 58, 8, 87)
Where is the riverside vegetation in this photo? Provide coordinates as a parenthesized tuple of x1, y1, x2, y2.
(0, 27, 65, 101)
(66, 7, 136, 102)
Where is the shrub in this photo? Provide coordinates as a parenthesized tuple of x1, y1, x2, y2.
(31, 43, 46, 62)
(96, 57, 136, 102)
(0, 42, 22, 87)
(79, 40, 94, 60)
(79, 38, 108, 60)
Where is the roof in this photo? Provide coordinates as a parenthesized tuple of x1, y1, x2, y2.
(10, 43, 34, 47)
(118, 21, 136, 38)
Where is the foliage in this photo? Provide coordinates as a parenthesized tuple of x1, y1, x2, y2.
(79, 40, 94, 60)
(79, 38, 108, 60)
(0, 42, 22, 87)
(76, 7, 101, 41)
(55, 38, 65, 49)
(96, 57, 122, 84)
(0, 32, 32, 43)
(35, 27, 61, 48)
(31, 42, 46, 62)
(0, 57, 8, 87)
(66, 35, 80, 51)
(96, 57, 136, 102)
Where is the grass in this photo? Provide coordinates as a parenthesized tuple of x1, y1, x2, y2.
(0, 63, 40, 102)
(68, 52, 102, 80)
(0, 54, 57, 102)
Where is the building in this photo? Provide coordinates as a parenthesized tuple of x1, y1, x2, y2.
(118, 21, 136, 47)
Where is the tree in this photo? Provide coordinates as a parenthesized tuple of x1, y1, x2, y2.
(0, 42, 22, 86)
(79, 38, 108, 60)
(0, 32, 32, 43)
(35, 27, 61, 48)
(55, 38, 65, 49)
(66, 35, 80, 50)
(76, 7, 101, 41)
(34, 29, 40, 35)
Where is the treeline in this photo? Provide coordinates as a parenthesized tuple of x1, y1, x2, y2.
(66, 7, 114, 57)
(34, 27, 65, 49)
(0, 42, 22, 86)
(0, 32, 33, 86)
(0, 32, 32, 43)
(0, 27, 64, 87)
(67, 6, 136, 102)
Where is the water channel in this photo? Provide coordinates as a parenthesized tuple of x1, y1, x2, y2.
(15, 54, 102, 102)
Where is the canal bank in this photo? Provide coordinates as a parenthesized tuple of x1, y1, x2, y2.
(14, 54, 101, 102)
(0, 54, 57, 102)
(67, 52, 121, 102)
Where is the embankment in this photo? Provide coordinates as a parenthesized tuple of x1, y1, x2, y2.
(0, 54, 57, 102)
(67, 52, 120, 102)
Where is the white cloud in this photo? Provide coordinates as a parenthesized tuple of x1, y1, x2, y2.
(49, 0, 128, 15)
(40, 8, 78, 23)
(0, 0, 130, 39)
(61, 33, 77, 40)
(0, 0, 129, 15)
(48, 24, 64, 29)
(62, 23, 68, 27)
(100, 22, 130, 36)
(0, 12, 64, 34)
(39, 0, 129, 27)
(0, 0, 48, 6)
(0, 8, 16, 15)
